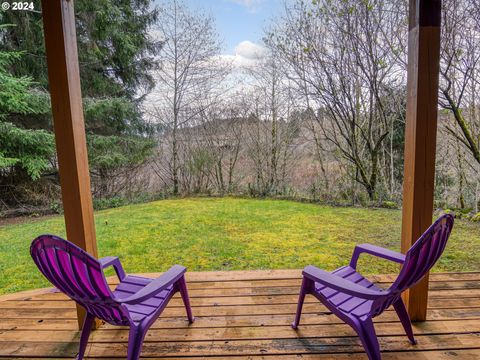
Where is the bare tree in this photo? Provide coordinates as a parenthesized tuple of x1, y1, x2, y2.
(177, 95, 248, 195)
(439, 0, 480, 209)
(440, 0, 480, 164)
(242, 52, 300, 196)
(200, 96, 248, 194)
(143, 0, 480, 210)
(266, 0, 407, 201)
(148, 0, 226, 195)
(252, 54, 282, 193)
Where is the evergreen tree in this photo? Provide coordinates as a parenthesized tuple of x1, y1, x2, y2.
(0, 0, 160, 134)
(0, 2, 160, 210)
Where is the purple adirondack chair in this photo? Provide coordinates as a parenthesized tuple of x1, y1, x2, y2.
(292, 214, 454, 360)
(30, 234, 194, 360)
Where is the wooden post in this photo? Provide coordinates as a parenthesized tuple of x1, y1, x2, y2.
(401, 0, 442, 321)
(41, 0, 99, 329)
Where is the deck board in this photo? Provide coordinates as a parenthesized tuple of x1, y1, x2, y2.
(0, 270, 479, 359)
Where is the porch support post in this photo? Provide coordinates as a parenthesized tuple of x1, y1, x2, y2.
(41, 0, 99, 329)
(401, 0, 442, 321)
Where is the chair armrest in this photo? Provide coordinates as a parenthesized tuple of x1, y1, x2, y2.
(116, 265, 186, 305)
(303, 265, 386, 300)
(99, 256, 126, 281)
(350, 243, 406, 269)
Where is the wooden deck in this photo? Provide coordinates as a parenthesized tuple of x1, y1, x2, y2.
(0, 270, 479, 359)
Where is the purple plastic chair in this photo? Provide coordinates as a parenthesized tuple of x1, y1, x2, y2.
(30, 234, 194, 360)
(292, 214, 454, 360)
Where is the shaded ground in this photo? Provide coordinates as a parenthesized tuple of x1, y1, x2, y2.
(0, 197, 478, 294)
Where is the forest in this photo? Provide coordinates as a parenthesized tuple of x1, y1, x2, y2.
(1, 0, 479, 218)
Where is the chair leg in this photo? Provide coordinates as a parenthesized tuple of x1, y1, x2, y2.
(178, 275, 195, 323)
(292, 277, 309, 329)
(127, 325, 147, 360)
(354, 318, 381, 360)
(393, 298, 417, 345)
(76, 313, 94, 360)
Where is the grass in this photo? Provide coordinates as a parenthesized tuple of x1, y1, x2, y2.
(0, 197, 479, 295)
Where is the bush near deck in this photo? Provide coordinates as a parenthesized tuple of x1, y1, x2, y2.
(0, 197, 479, 295)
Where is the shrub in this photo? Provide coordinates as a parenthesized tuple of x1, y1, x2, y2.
(93, 197, 126, 210)
(380, 201, 397, 209)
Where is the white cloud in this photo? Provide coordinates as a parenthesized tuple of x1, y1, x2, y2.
(209, 41, 267, 96)
(227, 0, 264, 13)
(213, 40, 266, 70)
(235, 40, 266, 60)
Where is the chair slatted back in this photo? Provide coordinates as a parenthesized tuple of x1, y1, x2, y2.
(392, 214, 454, 292)
(371, 214, 454, 317)
(31, 235, 130, 325)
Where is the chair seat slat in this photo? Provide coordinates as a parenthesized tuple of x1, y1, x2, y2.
(293, 214, 455, 360)
(30, 234, 194, 360)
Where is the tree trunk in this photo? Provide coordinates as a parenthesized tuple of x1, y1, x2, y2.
(172, 125, 179, 195)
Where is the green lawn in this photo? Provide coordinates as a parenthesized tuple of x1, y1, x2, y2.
(1, 197, 479, 295)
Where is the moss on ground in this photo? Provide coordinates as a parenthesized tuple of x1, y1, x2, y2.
(0, 197, 479, 294)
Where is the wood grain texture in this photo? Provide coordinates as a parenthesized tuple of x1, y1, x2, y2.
(41, 0, 99, 328)
(0, 270, 478, 358)
(401, 0, 442, 321)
